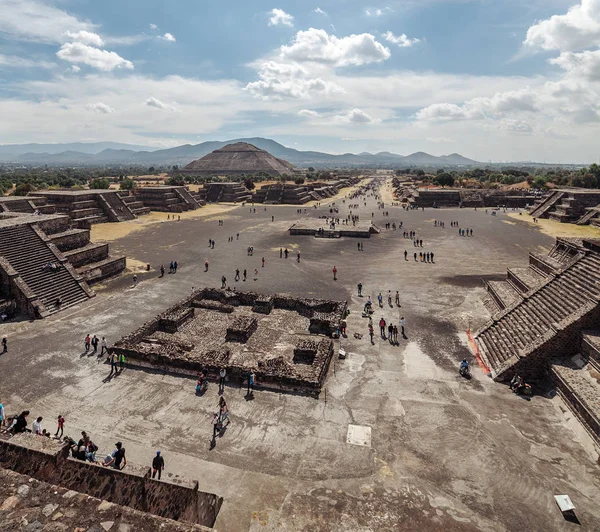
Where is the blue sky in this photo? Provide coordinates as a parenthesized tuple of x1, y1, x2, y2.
(1, 0, 599, 162)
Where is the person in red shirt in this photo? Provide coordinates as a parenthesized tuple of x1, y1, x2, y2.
(332, 266, 337, 280)
(55, 415, 65, 439)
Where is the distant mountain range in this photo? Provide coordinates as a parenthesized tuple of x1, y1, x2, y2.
(0, 137, 480, 168)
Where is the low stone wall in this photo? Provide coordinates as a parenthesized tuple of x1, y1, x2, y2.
(49, 229, 90, 251)
(0, 435, 222, 528)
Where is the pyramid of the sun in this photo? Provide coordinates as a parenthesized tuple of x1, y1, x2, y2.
(181, 142, 296, 176)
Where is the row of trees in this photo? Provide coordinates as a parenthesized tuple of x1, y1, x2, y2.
(398, 164, 600, 190)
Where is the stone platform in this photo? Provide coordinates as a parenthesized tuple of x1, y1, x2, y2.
(289, 219, 376, 238)
(112, 288, 346, 397)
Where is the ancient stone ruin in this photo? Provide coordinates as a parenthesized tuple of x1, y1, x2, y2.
(0, 433, 221, 530)
(135, 186, 203, 212)
(0, 212, 125, 318)
(112, 288, 347, 397)
(398, 187, 535, 209)
(528, 189, 600, 226)
(472, 237, 600, 444)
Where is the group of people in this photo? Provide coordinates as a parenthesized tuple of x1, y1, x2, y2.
(1, 408, 65, 440)
(84, 334, 108, 355)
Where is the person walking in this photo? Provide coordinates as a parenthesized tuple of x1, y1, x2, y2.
(262, 257, 265, 268)
(400, 317, 406, 337)
(368, 324, 374, 344)
(395, 291, 400, 307)
(1, 336, 6, 354)
(332, 266, 337, 281)
(379, 317, 386, 338)
(132, 274, 138, 287)
(109, 352, 118, 376)
(91, 335, 99, 354)
(221, 275, 227, 289)
(247, 371, 255, 396)
(118, 353, 126, 372)
(357, 282, 363, 296)
(404, 250, 408, 261)
(235, 269, 240, 281)
(84, 334, 91, 353)
(100, 337, 108, 355)
(243, 269, 247, 282)
(205, 261, 209, 272)
(152, 451, 165, 480)
(219, 367, 227, 393)
(55, 415, 65, 439)
(160, 264, 165, 277)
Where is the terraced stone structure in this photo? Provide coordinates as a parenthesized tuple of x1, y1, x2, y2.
(289, 219, 379, 238)
(135, 186, 203, 212)
(200, 182, 252, 203)
(112, 288, 346, 396)
(406, 188, 535, 208)
(252, 178, 360, 204)
(35, 189, 150, 226)
(0, 212, 125, 318)
(0, 433, 221, 530)
(473, 238, 600, 443)
(180, 142, 296, 177)
(528, 189, 600, 226)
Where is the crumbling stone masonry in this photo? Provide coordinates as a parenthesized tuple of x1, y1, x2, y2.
(0, 433, 222, 529)
(113, 288, 346, 397)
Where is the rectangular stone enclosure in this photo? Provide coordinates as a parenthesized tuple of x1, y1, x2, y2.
(113, 288, 347, 396)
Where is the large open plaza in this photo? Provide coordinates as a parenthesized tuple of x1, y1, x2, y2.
(1, 178, 600, 530)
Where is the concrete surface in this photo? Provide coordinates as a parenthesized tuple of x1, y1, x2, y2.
(2, 179, 600, 531)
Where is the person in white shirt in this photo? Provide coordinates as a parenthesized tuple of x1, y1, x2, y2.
(219, 368, 227, 393)
(32, 416, 43, 435)
(101, 337, 108, 355)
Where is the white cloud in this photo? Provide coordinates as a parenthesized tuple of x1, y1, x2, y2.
(149, 23, 158, 30)
(298, 109, 320, 117)
(298, 108, 377, 123)
(0, 0, 97, 44)
(499, 119, 534, 133)
(269, 8, 294, 27)
(63, 30, 104, 47)
(85, 102, 115, 114)
(344, 108, 376, 123)
(57, 42, 134, 71)
(314, 7, 327, 15)
(280, 28, 390, 67)
(0, 54, 54, 69)
(523, 0, 600, 52)
(246, 61, 344, 99)
(145, 97, 167, 109)
(366, 7, 391, 17)
(160, 32, 176, 42)
(70, 65, 81, 73)
(382, 31, 420, 47)
(426, 136, 454, 143)
(549, 49, 600, 80)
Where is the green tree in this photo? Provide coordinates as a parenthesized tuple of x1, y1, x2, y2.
(148, 166, 156, 173)
(435, 172, 455, 187)
(295, 177, 305, 185)
(243, 178, 255, 190)
(166, 175, 185, 186)
(14, 182, 36, 196)
(89, 178, 111, 189)
(120, 178, 135, 190)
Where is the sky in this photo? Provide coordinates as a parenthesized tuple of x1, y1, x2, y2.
(0, 0, 599, 163)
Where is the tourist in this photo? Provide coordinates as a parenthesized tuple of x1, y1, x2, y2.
(2, 336, 6, 353)
(109, 352, 118, 376)
(388, 291, 392, 306)
(55, 414, 65, 439)
(132, 274, 138, 287)
(431, 252, 435, 263)
(377, 293, 383, 307)
(247, 371, 255, 396)
(368, 324, 374, 344)
(414, 253, 417, 262)
(357, 282, 363, 296)
(103, 442, 126, 470)
(101, 337, 108, 355)
(235, 269, 240, 281)
(388, 323, 394, 343)
(262, 257, 265, 268)
(284, 248, 289, 259)
(91, 335, 99, 354)
(119, 353, 126, 372)
(221, 275, 227, 289)
(152, 451, 165, 480)
(392, 325, 399, 344)
(212, 413, 220, 439)
(280, 248, 283, 258)
(243, 269, 247, 281)
(297, 252, 301, 262)
(0, 402, 4, 429)
(84, 334, 91, 353)
(404, 250, 408, 261)
(160, 265, 165, 277)
(400, 317, 406, 337)
(32, 416, 43, 435)
(219, 367, 227, 393)
(333, 266, 337, 280)
(379, 317, 386, 338)
(173, 261, 178, 273)
(219, 396, 229, 423)
(253, 268, 258, 280)
(205, 261, 209, 272)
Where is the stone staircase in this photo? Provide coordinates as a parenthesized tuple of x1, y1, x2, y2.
(577, 205, 600, 226)
(474, 238, 600, 381)
(528, 191, 565, 219)
(0, 224, 91, 314)
(551, 332, 600, 445)
(119, 193, 151, 216)
(97, 191, 136, 221)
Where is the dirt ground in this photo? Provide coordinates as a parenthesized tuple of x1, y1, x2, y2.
(1, 178, 600, 531)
